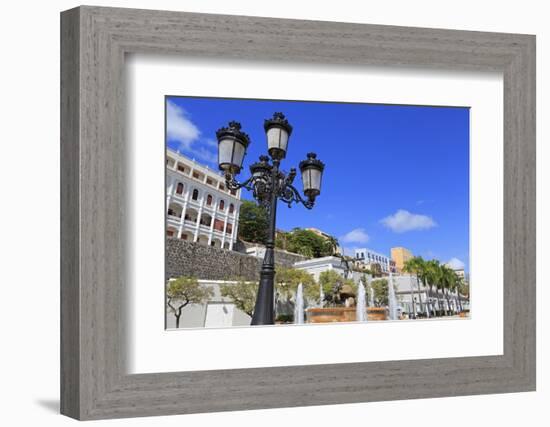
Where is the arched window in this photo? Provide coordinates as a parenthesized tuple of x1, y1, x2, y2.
(176, 182, 184, 195)
(192, 189, 199, 201)
(206, 194, 213, 206)
(229, 203, 234, 214)
(219, 200, 225, 211)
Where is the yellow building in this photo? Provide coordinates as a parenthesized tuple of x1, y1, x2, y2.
(391, 247, 413, 272)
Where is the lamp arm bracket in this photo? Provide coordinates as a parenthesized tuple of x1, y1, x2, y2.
(278, 182, 314, 209)
(224, 174, 254, 191)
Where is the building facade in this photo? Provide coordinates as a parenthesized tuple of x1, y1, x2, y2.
(391, 246, 413, 272)
(166, 149, 242, 250)
(354, 248, 393, 273)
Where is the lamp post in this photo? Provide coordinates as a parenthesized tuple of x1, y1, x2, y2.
(216, 112, 325, 325)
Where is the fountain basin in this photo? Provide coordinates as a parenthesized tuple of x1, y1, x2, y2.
(306, 307, 387, 323)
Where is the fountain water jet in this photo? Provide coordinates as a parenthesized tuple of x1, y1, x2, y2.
(388, 271, 398, 320)
(356, 281, 367, 322)
(368, 276, 375, 307)
(294, 283, 304, 324)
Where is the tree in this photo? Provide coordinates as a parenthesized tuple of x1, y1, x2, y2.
(449, 271, 463, 312)
(275, 230, 290, 250)
(403, 256, 427, 315)
(438, 264, 456, 315)
(274, 266, 316, 301)
(323, 235, 340, 256)
(318, 270, 356, 305)
(370, 278, 396, 306)
(285, 228, 333, 258)
(425, 259, 444, 315)
(166, 276, 214, 328)
(238, 200, 268, 244)
(219, 280, 257, 317)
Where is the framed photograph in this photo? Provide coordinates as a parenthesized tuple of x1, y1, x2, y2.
(61, 6, 535, 420)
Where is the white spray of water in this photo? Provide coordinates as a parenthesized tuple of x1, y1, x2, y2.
(368, 276, 375, 307)
(294, 283, 304, 324)
(356, 281, 367, 322)
(388, 271, 398, 320)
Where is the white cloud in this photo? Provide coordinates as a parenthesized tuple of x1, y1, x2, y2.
(166, 101, 201, 145)
(340, 228, 370, 244)
(381, 209, 437, 233)
(166, 101, 217, 164)
(446, 257, 465, 270)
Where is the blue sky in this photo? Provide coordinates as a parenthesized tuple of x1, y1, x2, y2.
(166, 96, 470, 272)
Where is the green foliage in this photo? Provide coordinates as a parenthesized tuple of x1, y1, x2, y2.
(166, 276, 214, 328)
(284, 228, 334, 258)
(318, 270, 356, 294)
(238, 200, 268, 244)
(275, 267, 316, 300)
(275, 231, 289, 250)
(323, 235, 340, 256)
(219, 280, 257, 317)
(166, 276, 214, 307)
(403, 256, 465, 313)
(370, 278, 391, 306)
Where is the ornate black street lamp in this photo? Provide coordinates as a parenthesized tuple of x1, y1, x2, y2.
(216, 113, 325, 325)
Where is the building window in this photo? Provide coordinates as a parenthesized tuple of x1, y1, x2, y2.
(226, 223, 233, 235)
(181, 233, 188, 240)
(230, 189, 237, 196)
(229, 203, 234, 214)
(176, 182, 184, 195)
(206, 194, 213, 206)
(192, 189, 199, 200)
(219, 200, 225, 211)
(166, 229, 175, 237)
(219, 183, 225, 191)
(214, 219, 224, 232)
(177, 164, 185, 172)
(193, 171, 200, 179)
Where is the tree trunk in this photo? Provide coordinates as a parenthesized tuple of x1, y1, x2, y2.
(445, 289, 452, 315)
(438, 289, 447, 316)
(415, 276, 425, 316)
(175, 313, 181, 329)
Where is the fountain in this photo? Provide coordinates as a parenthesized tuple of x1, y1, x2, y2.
(368, 276, 375, 307)
(388, 271, 398, 320)
(294, 283, 304, 324)
(356, 281, 367, 322)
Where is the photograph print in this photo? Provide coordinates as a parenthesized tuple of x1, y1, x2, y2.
(165, 96, 470, 329)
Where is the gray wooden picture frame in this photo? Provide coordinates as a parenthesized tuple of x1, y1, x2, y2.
(60, 5, 536, 421)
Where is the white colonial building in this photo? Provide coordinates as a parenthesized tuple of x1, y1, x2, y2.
(354, 248, 394, 273)
(166, 149, 242, 250)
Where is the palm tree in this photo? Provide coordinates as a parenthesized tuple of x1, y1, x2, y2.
(449, 271, 463, 312)
(424, 259, 441, 315)
(403, 256, 426, 318)
(324, 235, 340, 256)
(425, 260, 444, 316)
(439, 264, 456, 315)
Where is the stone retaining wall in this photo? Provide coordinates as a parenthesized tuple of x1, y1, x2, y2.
(166, 238, 307, 281)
